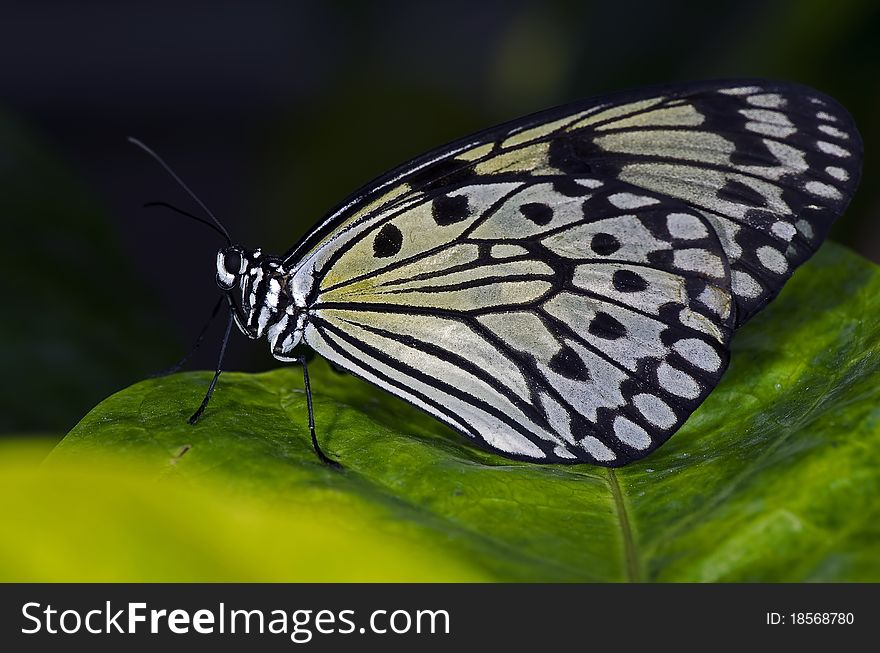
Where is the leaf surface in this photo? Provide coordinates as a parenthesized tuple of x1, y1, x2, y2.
(11, 242, 879, 581)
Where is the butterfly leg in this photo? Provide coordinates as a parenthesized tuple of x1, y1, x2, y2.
(188, 306, 234, 424)
(299, 355, 341, 468)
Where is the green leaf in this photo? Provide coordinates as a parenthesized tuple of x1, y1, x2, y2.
(11, 242, 880, 582)
(0, 440, 487, 582)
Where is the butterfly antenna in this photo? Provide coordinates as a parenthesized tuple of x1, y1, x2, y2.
(142, 201, 230, 242)
(127, 137, 232, 245)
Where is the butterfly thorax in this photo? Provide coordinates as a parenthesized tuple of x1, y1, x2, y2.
(216, 246, 307, 361)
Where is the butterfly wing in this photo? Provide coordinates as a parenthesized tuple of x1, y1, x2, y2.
(288, 80, 861, 465)
(549, 81, 863, 324)
(303, 180, 735, 465)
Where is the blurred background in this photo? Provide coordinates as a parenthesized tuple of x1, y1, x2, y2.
(2, 0, 878, 438)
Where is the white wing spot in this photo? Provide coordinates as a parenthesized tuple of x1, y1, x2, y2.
(745, 121, 796, 138)
(816, 111, 837, 122)
(612, 415, 651, 450)
(825, 166, 848, 181)
(657, 362, 701, 399)
(576, 178, 604, 189)
(805, 180, 842, 200)
(740, 109, 794, 126)
(761, 139, 808, 174)
(697, 285, 729, 317)
(673, 249, 725, 277)
(666, 212, 708, 240)
(608, 192, 659, 209)
(818, 124, 849, 139)
(746, 93, 785, 108)
(795, 219, 815, 239)
(580, 436, 616, 462)
(673, 338, 722, 372)
(732, 270, 762, 299)
(757, 245, 788, 274)
(817, 140, 849, 158)
(771, 221, 796, 241)
(632, 393, 676, 429)
(740, 110, 796, 137)
(719, 86, 761, 96)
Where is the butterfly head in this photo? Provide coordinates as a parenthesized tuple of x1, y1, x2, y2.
(127, 137, 308, 365)
(215, 246, 304, 358)
(216, 246, 284, 336)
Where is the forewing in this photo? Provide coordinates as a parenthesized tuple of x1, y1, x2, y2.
(288, 80, 861, 326)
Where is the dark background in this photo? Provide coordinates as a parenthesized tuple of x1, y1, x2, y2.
(2, 0, 879, 436)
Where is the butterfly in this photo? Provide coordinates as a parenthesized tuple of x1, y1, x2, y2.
(135, 79, 862, 467)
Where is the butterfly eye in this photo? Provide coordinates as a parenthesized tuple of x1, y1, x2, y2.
(216, 248, 243, 289)
(223, 250, 242, 275)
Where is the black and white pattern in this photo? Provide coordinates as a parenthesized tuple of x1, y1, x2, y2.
(216, 80, 862, 466)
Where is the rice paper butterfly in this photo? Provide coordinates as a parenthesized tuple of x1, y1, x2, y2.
(137, 79, 862, 467)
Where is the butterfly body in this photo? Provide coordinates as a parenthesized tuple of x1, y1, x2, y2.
(208, 80, 861, 467)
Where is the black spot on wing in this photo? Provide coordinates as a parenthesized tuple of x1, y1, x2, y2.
(588, 312, 627, 340)
(519, 202, 553, 225)
(612, 269, 649, 293)
(373, 223, 403, 258)
(590, 232, 620, 256)
(549, 346, 590, 381)
(432, 194, 471, 225)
